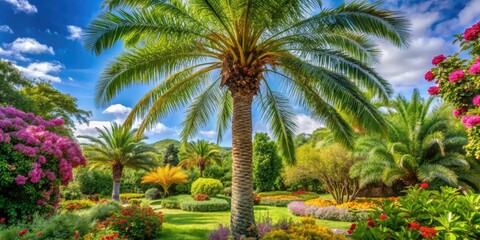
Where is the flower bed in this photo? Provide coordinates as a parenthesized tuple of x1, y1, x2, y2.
(288, 201, 366, 222)
(119, 193, 144, 203)
(161, 194, 230, 212)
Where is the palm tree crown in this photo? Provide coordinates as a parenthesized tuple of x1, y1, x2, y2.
(79, 123, 158, 201)
(179, 140, 221, 177)
(84, 0, 410, 236)
(351, 89, 473, 189)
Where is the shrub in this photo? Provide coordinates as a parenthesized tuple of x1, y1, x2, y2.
(119, 193, 144, 203)
(204, 164, 225, 180)
(224, 187, 232, 196)
(254, 194, 261, 205)
(36, 213, 92, 239)
(191, 178, 224, 196)
(58, 199, 95, 212)
(180, 198, 230, 212)
(0, 107, 86, 224)
(253, 133, 283, 192)
(87, 194, 100, 201)
(161, 198, 181, 209)
(262, 223, 346, 240)
(75, 168, 111, 195)
(194, 194, 210, 201)
(129, 198, 143, 205)
(141, 165, 189, 196)
(60, 182, 83, 200)
(260, 198, 295, 207)
(304, 198, 335, 207)
(287, 201, 363, 222)
(208, 224, 230, 240)
(100, 205, 165, 239)
(84, 201, 123, 221)
(144, 188, 161, 200)
(349, 185, 480, 239)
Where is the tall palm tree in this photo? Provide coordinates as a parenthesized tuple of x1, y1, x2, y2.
(84, 0, 410, 236)
(351, 89, 475, 189)
(179, 140, 221, 177)
(79, 123, 158, 201)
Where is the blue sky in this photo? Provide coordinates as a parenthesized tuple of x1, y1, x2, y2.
(0, 0, 478, 146)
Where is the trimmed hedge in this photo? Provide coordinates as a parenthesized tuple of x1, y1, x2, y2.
(191, 178, 223, 196)
(259, 198, 295, 207)
(119, 193, 144, 203)
(58, 200, 95, 212)
(145, 188, 161, 200)
(161, 195, 229, 212)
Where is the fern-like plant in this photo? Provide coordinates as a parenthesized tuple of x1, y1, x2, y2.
(141, 164, 189, 197)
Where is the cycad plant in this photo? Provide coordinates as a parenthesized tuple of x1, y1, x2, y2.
(84, 0, 409, 236)
(79, 123, 158, 201)
(141, 164, 189, 197)
(351, 89, 473, 189)
(179, 140, 221, 177)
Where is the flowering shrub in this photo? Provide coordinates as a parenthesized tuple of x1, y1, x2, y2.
(349, 185, 480, 239)
(262, 218, 346, 240)
(263, 195, 301, 200)
(99, 205, 165, 240)
(293, 190, 310, 195)
(253, 194, 261, 205)
(304, 198, 335, 207)
(208, 224, 231, 240)
(59, 199, 95, 212)
(425, 21, 480, 159)
(118, 193, 144, 204)
(0, 107, 86, 224)
(194, 193, 210, 201)
(288, 201, 365, 222)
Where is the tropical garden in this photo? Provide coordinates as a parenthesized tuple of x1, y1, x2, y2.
(0, 0, 480, 239)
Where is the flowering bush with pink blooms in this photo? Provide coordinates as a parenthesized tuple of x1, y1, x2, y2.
(425, 21, 480, 159)
(0, 107, 86, 224)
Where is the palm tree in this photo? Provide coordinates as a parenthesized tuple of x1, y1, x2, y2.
(351, 89, 474, 189)
(141, 164, 189, 197)
(79, 123, 158, 201)
(179, 140, 221, 177)
(84, 0, 410, 236)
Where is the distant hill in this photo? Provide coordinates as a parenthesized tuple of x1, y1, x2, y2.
(152, 139, 181, 153)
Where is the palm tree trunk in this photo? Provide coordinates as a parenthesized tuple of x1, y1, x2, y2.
(230, 92, 257, 238)
(112, 164, 124, 202)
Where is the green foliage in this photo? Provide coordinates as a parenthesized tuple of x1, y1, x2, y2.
(262, 219, 346, 240)
(172, 168, 200, 195)
(350, 185, 480, 239)
(102, 205, 164, 239)
(145, 188, 161, 200)
(179, 140, 221, 177)
(0, 60, 36, 113)
(259, 199, 295, 207)
(75, 168, 112, 195)
(129, 198, 144, 205)
(36, 213, 92, 239)
(83, 201, 123, 221)
(163, 143, 180, 166)
(253, 133, 283, 192)
(161, 194, 229, 212)
(60, 182, 83, 200)
(58, 200, 95, 212)
(203, 164, 224, 180)
(119, 193, 144, 203)
(191, 178, 224, 197)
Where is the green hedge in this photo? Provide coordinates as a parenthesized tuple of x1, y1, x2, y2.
(258, 191, 320, 200)
(191, 178, 224, 196)
(119, 193, 144, 203)
(259, 198, 295, 207)
(161, 195, 229, 212)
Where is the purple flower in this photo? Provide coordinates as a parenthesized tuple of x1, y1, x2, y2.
(38, 155, 46, 164)
(208, 224, 230, 240)
(473, 95, 480, 106)
(449, 70, 465, 82)
(15, 175, 27, 185)
(37, 199, 45, 205)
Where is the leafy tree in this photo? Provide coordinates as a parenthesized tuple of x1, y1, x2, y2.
(141, 164, 188, 197)
(85, 0, 409, 235)
(79, 123, 158, 201)
(162, 143, 180, 166)
(253, 133, 282, 192)
(179, 140, 221, 177)
(0, 60, 36, 112)
(283, 143, 360, 203)
(351, 89, 476, 189)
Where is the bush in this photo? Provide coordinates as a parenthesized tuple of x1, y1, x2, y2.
(191, 178, 223, 196)
(36, 213, 92, 239)
(84, 201, 123, 221)
(60, 182, 83, 200)
(161, 195, 230, 212)
(208, 224, 230, 240)
(194, 194, 210, 201)
(260, 198, 295, 207)
(349, 185, 480, 239)
(288, 201, 366, 222)
(129, 198, 143, 205)
(100, 205, 165, 239)
(262, 223, 346, 240)
(144, 188, 161, 200)
(119, 193, 144, 203)
(253, 133, 283, 192)
(172, 168, 200, 194)
(0, 107, 86, 224)
(204, 164, 225, 179)
(75, 168, 112, 195)
(58, 199, 95, 212)
(87, 194, 100, 201)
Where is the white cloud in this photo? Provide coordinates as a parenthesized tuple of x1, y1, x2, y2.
(0, 25, 13, 33)
(294, 114, 322, 134)
(68, 77, 74, 81)
(14, 62, 63, 83)
(436, 0, 480, 33)
(200, 130, 217, 139)
(67, 25, 83, 41)
(3, 0, 37, 13)
(9, 38, 54, 55)
(102, 104, 133, 121)
(74, 120, 112, 139)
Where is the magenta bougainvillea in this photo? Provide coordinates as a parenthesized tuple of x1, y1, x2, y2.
(425, 21, 480, 159)
(0, 107, 86, 224)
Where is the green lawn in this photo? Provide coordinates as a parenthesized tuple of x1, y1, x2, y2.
(152, 204, 351, 240)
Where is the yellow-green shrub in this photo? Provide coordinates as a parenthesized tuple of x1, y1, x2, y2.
(262, 221, 346, 240)
(119, 193, 144, 203)
(58, 200, 95, 212)
(191, 178, 223, 196)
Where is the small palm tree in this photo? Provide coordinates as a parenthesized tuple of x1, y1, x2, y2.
(179, 140, 221, 177)
(85, 0, 410, 236)
(79, 123, 158, 201)
(141, 164, 188, 197)
(351, 89, 471, 188)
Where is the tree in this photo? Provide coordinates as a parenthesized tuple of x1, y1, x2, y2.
(162, 143, 180, 166)
(0, 60, 36, 113)
(252, 133, 282, 192)
(351, 89, 476, 189)
(179, 140, 221, 177)
(141, 164, 188, 197)
(84, 0, 410, 236)
(79, 123, 158, 201)
(283, 143, 360, 203)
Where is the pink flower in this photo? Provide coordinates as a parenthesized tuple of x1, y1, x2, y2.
(424, 71, 435, 81)
(476, 57, 480, 64)
(432, 55, 446, 65)
(0, 218, 5, 223)
(449, 70, 465, 82)
(453, 109, 462, 118)
(469, 63, 480, 75)
(461, 115, 480, 128)
(15, 175, 27, 185)
(38, 155, 46, 164)
(428, 86, 440, 95)
(464, 27, 479, 41)
(74, 232, 79, 238)
(473, 95, 480, 106)
(18, 229, 27, 237)
(380, 213, 387, 220)
(37, 199, 45, 205)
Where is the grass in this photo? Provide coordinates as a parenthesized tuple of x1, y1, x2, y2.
(153, 204, 351, 240)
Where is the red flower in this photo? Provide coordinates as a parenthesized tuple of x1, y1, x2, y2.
(428, 86, 440, 95)
(424, 71, 435, 81)
(367, 221, 375, 227)
(0, 218, 5, 223)
(350, 223, 357, 230)
(347, 230, 353, 234)
(74, 231, 79, 238)
(410, 221, 420, 229)
(18, 229, 28, 237)
(380, 213, 387, 220)
(464, 27, 479, 41)
(432, 55, 446, 65)
(420, 182, 429, 189)
(36, 232, 43, 236)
